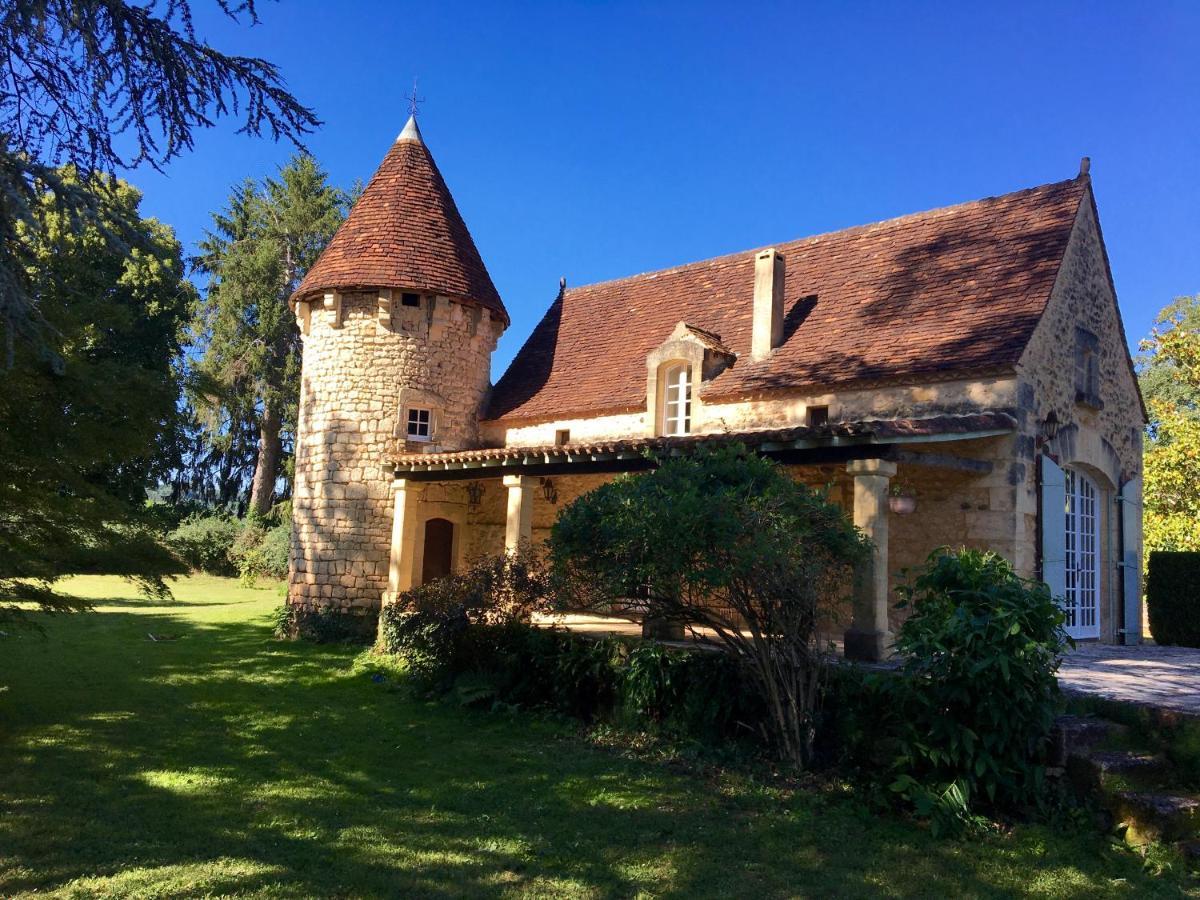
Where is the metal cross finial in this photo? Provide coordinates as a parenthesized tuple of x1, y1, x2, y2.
(406, 78, 425, 118)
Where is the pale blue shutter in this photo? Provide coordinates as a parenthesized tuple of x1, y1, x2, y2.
(1041, 455, 1067, 602)
(1118, 477, 1143, 645)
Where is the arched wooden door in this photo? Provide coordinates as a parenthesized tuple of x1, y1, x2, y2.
(421, 518, 454, 585)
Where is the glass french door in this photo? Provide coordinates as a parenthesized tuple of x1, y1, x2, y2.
(1063, 469, 1100, 639)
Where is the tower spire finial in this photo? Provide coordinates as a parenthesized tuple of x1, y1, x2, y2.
(397, 78, 425, 143)
(406, 78, 424, 118)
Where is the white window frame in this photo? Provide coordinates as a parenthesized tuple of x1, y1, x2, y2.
(660, 362, 692, 436)
(1063, 468, 1101, 640)
(406, 407, 433, 442)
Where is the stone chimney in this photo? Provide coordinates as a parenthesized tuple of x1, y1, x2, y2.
(752, 248, 786, 361)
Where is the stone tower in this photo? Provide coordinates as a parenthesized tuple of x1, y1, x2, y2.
(287, 116, 508, 625)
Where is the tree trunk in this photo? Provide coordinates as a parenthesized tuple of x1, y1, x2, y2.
(248, 405, 282, 518)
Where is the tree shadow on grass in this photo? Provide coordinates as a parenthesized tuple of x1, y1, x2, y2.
(0, 608, 1183, 898)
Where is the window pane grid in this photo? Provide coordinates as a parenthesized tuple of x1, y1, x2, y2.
(1063, 469, 1099, 638)
(662, 364, 692, 436)
(406, 407, 431, 440)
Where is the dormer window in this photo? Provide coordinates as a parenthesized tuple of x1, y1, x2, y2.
(661, 363, 692, 436)
(406, 407, 432, 442)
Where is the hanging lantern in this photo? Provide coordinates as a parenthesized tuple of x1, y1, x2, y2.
(465, 480, 484, 513)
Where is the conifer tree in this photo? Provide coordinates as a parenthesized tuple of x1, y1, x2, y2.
(192, 154, 347, 516)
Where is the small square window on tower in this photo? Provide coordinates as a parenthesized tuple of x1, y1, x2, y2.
(806, 405, 829, 428)
(406, 407, 432, 441)
(401, 292, 422, 308)
(554, 429, 571, 446)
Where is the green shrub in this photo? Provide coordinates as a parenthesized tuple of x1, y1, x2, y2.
(378, 552, 764, 742)
(884, 548, 1071, 821)
(377, 552, 552, 690)
(1146, 551, 1200, 647)
(379, 606, 471, 690)
(549, 444, 865, 767)
(622, 643, 764, 742)
(471, 624, 623, 721)
(231, 522, 290, 585)
(270, 602, 292, 638)
(166, 514, 241, 575)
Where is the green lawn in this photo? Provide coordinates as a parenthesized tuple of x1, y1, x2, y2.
(0, 576, 1192, 898)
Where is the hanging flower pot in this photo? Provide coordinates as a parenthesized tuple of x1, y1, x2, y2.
(889, 482, 917, 515)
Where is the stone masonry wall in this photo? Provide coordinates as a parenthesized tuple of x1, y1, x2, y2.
(483, 376, 1018, 447)
(1014, 189, 1145, 641)
(289, 291, 499, 618)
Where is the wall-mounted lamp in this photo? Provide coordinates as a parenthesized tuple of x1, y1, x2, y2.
(465, 481, 484, 513)
(540, 477, 559, 505)
(1039, 410, 1060, 446)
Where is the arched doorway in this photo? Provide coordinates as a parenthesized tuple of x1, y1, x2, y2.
(1064, 469, 1100, 639)
(421, 518, 454, 585)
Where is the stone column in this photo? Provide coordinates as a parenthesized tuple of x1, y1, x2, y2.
(503, 474, 534, 554)
(385, 479, 422, 601)
(844, 459, 896, 661)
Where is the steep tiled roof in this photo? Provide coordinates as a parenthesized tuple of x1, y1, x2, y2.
(293, 117, 507, 323)
(487, 177, 1088, 422)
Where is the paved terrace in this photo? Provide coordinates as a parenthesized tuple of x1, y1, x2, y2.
(533, 613, 1200, 717)
(1057, 642, 1200, 717)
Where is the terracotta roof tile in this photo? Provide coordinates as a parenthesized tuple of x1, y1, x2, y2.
(293, 119, 507, 322)
(487, 177, 1087, 421)
(396, 412, 1017, 468)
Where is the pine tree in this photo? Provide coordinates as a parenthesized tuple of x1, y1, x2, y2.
(192, 154, 347, 516)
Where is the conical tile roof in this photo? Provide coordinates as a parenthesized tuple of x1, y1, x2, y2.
(293, 117, 507, 323)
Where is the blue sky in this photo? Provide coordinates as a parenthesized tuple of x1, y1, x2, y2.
(132, 0, 1200, 377)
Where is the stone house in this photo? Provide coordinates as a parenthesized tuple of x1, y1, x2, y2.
(287, 116, 1146, 660)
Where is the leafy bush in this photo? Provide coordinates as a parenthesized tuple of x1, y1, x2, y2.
(1146, 551, 1200, 647)
(621, 643, 764, 743)
(231, 522, 290, 585)
(550, 445, 865, 766)
(378, 552, 553, 691)
(379, 551, 765, 743)
(884, 549, 1071, 822)
(166, 514, 241, 575)
(467, 624, 624, 721)
(271, 602, 293, 638)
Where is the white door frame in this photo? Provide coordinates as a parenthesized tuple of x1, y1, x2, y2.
(1063, 468, 1101, 640)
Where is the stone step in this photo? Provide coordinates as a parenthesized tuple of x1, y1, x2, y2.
(1049, 715, 1129, 766)
(1113, 791, 1200, 845)
(1066, 749, 1171, 793)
